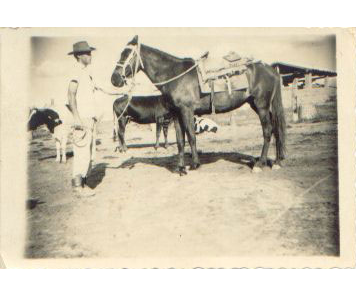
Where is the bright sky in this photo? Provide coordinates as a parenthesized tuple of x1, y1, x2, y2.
(30, 31, 336, 117)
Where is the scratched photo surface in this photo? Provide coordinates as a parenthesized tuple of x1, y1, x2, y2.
(25, 31, 341, 260)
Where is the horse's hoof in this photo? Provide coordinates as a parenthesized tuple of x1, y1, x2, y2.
(272, 164, 281, 170)
(190, 163, 201, 171)
(179, 167, 187, 176)
(154, 146, 158, 151)
(252, 166, 263, 173)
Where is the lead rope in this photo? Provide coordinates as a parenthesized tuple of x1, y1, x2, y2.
(115, 45, 142, 121)
(151, 63, 199, 86)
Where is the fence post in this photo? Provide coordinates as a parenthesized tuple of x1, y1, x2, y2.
(305, 72, 312, 89)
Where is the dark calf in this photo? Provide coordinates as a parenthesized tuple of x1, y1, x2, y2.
(112, 94, 172, 152)
(28, 108, 69, 163)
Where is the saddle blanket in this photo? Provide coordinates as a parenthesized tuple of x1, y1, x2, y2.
(197, 69, 249, 94)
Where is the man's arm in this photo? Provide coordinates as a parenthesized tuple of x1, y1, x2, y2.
(68, 80, 82, 126)
(94, 83, 132, 96)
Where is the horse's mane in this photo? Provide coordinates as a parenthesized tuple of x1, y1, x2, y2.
(142, 44, 194, 64)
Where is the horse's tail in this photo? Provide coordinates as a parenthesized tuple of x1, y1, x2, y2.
(271, 77, 286, 160)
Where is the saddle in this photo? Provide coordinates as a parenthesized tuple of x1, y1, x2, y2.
(197, 51, 253, 113)
(200, 51, 251, 80)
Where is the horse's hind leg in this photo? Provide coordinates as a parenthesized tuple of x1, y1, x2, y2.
(180, 107, 200, 170)
(163, 120, 169, 149)
(249, 100, 273, 172)
(174, 116, 187, 175)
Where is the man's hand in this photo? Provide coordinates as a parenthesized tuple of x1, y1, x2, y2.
(95, 83, 132, 96)
(94, 86, 104, 92)
(73, 117, 83, 129)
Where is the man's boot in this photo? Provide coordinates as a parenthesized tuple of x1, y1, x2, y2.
(72, 175, 95, 198)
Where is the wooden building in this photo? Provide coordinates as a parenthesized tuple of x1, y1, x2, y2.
(271, 62, 337, 109)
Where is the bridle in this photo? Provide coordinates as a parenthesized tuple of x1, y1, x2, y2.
(113, 43, 145, 121)
(116, 42, 199, 87)
(116, 43, 144, 88)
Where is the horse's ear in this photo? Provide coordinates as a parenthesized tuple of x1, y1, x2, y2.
(130, 35, 138, 45)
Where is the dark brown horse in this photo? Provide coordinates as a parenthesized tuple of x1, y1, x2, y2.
(111, 35, 286, 175)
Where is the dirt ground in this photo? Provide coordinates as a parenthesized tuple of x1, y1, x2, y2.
(26, 102, 339, 258)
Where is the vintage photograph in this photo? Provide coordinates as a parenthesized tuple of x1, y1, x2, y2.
(1, 28, 355, 268)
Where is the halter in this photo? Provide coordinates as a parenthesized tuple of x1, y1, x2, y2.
(114, 43, 145, 121)
(116, 43, 144, 86)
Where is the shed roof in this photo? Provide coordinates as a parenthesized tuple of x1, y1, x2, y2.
(271, 62, 337, 85)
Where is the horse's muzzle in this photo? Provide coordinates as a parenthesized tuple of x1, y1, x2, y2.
(111, 71, 125, 88)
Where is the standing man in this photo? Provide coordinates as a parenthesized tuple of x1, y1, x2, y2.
(67, 41, 127, 197)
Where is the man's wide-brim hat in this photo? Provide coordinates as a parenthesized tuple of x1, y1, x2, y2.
(68, 41, 96, 55)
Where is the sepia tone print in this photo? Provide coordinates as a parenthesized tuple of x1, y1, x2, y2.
(0, 28, 355, 268)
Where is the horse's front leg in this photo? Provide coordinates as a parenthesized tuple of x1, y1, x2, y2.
(174, 116, 187, 176)
(115, 117, 126, 152)
(180, 107, 200, 170)
(154, 117, 163, 150)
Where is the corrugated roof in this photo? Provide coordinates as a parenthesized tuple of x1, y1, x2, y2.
(271, 62, 337, 77)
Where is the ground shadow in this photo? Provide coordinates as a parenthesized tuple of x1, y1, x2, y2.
(126, 142, 176, 149)
(117, 151, 257, 174)
(26, 198, 46, 210)
(86, 163, 109, 189)
(38, 151, 74, 161)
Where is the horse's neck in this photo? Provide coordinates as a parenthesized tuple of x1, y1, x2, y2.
(141, 45, 193, 86)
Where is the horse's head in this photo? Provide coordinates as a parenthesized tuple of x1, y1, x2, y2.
(111, 35, 144, 88)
